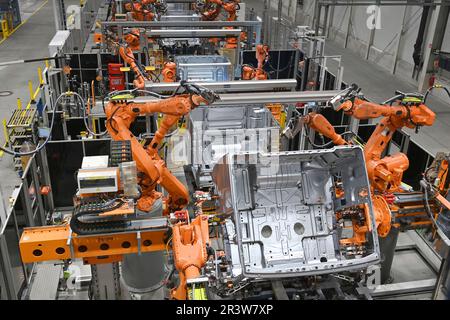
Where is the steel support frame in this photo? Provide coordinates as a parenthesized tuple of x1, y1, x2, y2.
(20, 155, 46, 227)
(91, 262, 121, 300)
(365, 0, 380, 60)
(38, 138, 54, 217)
(344, 4, 353, 49)
(30, 157, 45, 225)
(101, 20, 262, 28)
(0, 234, 18, 299)
(318, 0, 450, 6)
(144, 79, 298, 93)
(432, 239, 449, 299)
(390, 5, 408, 74)
(417, 4, 450, 91)
(52, 0, 66, 31)
(20, 223, 169, 264)
(101, 20, 262, 50)
(144, 29, 242, 38)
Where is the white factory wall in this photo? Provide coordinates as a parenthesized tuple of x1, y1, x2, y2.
(441, 14, 450, 52)
(435, 14, 450, 103)
(268, 0, 298, 22)
(296, 1, 435, 86)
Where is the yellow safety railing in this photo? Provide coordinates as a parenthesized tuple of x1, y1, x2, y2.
(0, 65, 46, 157)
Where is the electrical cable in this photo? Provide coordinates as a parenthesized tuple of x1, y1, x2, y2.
(303, 126, 334, 148)
(303, 125, 357, 149)
(424, 85, 450, 104)
(71, 91, 109, 137)
(0, 92, 73, 156)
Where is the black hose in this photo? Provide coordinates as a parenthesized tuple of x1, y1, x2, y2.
(424, 85, 450, 104)
(420, 179, 439, 228)
(412, 1, 431, 68)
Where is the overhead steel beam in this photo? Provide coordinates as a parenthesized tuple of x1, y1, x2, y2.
(101, 20, 262, 27)
(144, 29, 242, 38)
(202, 90, 340, 105)
(131, 90, 341, 106)
(144, 79, 298, 93)
(418, 4, 450, 91)
(318, 0, 450, 6)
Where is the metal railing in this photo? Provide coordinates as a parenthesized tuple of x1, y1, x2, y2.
(0, 150, 48, 299)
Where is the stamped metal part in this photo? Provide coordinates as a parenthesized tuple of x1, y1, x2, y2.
(212, 146, 380, 279)
(189, 105, 280, 188)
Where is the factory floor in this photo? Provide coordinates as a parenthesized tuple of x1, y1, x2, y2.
(0, 0, 444, 300)
(0, 0, 56, 206)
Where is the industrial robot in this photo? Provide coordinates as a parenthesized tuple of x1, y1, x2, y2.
(283, 85, 445, 246)
(20, 82, 219, 300)
(195, 0, 241, 48)
(242, 44, 269, 80)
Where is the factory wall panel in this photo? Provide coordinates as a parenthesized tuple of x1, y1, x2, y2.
(297, 0, 315, 27)
(329, 6, 350, 44)
(440, 13, 450, 52)
(345, 6, 370, 58)
(296, 1, 426, 85)
(269, 0, 297, 22)
(368, 6, 404, 71)
(395, 6, 422, 84)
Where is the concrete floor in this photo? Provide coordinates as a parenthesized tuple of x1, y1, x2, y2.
(0, 0, 56, 202)
(19, 0, 47, 21)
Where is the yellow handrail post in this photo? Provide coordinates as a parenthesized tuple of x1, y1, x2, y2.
(38, 67, 43, 85)
(28, 80, 34, 102)
(0, 118, 8, 157)
(1, 20, 9, 39)
(17, 98, 22, 110)
(2, 118, 8, 143)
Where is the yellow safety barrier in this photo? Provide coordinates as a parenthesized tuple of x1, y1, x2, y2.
(1, 65, 48, 157)
(28, 81, 34, 103)
(1, 20, 10, 39)
(38, 67, 43, 85)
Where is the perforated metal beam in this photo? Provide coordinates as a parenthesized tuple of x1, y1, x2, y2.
(19, 222, 169, 264)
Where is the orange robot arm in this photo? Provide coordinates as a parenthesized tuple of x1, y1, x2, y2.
(162, 62, 177, 82)
(303, 112, 348, 146)
(105, 90, 218, 212)
(223, 0, 240, 21)
(199, 0, 223, 21)
(337, 96, 435, 192)
(171, 215, 210, 300)
(119, 45, 148, 89)
(242, 44, 269, 80)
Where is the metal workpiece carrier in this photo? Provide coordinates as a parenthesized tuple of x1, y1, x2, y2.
(212, 146, 380, 278)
